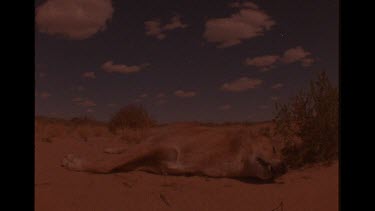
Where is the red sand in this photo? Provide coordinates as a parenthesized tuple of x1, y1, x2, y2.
(35, 133, 338, 211)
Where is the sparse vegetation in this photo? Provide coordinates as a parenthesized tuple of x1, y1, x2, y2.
(41, 124, 67, 141)
(108, 104, 155, 135)
(35, 116, 111, 142)
(258, 126, 272, 138)
(198, 121, 267, 127)
(274, 71, 339, 168)
(70, 116, 105, 126)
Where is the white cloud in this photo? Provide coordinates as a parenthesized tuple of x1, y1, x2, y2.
(244, 46, 314, 70)
(174, 90, 196, 98)
(73, 97, 96, 107)
(244, 55, 280, 71)
(82, 71, 96, 79)
(270, 96, 280, 101)
(156, 99, 167, 105)
(281, 46, 314, 66)
(102, 61, 148, 74)
(80, 100, 96, 107)
(144, 20, 164, 40)
(300, 57, 315, 67)
(145, 15, 188, 40)
(70, 85, 85, 92)
(204, 2, 275, 48)
(77, 86, 85, 91)
(35, 0, 114, 40)
(218, 104, 232, 110)
(133, 98, 142, 103)
(140, 93, 148, 98)
(271, 83, 284, 89)
(156, 93, 166, 98)
(221, 77, 263, 92)
(107, 103, 118, 107)
(39, 91, 51, 99)
(164, 16, 188, 30)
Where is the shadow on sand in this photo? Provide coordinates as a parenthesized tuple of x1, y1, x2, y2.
(233, 177, 283, 185)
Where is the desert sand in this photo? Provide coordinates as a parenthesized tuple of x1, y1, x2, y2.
(35, 120, 338, 211)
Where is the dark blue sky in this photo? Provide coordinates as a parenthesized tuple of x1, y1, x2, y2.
(35, 0, 339, 123)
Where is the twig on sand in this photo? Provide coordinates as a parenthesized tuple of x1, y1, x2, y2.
(122, 182, 132, 188)
(161, 182, 181, 192)
(159, 193, 170, 207)
(113, 174, 134, 188)
(271, 201, 283, 211)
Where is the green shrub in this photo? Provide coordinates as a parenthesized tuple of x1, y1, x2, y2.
(274, 71, 339, 168)
(108, 104, 155, 134)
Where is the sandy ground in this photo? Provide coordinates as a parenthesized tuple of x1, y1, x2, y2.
(35, 126, 338, 211)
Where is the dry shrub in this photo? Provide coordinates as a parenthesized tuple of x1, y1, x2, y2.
(38, 123, 68, 141)
(72, 125, 112, 142)
(118, 128, 149, 145)
(35, 116, 75, 141)
(70, 116, 105, 126)
(108, 104, 155, 135)
(274, 71, 339, 168)
(67, 116, 111, 141)
(35, 116, 110, 142)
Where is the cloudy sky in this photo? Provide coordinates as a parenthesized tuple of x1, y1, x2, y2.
(35, 0, 339, 123)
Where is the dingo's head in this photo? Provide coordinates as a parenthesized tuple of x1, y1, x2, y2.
(243, 137, 287, 181)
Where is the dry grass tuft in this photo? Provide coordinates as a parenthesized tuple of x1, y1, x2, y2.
(108, 104, 155, 135)
(35, 116, 112, 142)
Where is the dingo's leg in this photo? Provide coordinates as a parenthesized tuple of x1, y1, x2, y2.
(62, 145, 179, 174)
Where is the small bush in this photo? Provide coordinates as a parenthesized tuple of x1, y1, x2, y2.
(274, 71, 339, 168)
(108, 104, 155, 135)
